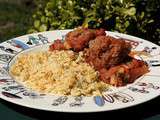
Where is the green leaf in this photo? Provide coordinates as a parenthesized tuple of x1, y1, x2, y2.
(34, 20, 40, 28)
(147, 19, 154, 23)
(46, 11, 53, 17)
(46, 2, 54, 9)
(28, 29, 38, 33)
(124, 21, 130, 27)
(140, 12, 144, 19)
(123, 7, 136, 16)
(39, 24, 47, 31)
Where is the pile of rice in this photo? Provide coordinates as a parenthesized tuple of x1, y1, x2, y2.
(10, 50, 108, 96)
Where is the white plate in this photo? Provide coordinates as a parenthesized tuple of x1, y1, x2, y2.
(0, 30, 160, 112)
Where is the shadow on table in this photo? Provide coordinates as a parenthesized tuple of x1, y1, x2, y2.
(0, 96, 160, 120)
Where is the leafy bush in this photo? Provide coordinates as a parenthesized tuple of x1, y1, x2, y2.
(29, 0, 160, 45)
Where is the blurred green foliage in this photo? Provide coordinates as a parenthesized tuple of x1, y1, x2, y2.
(0, 1, 33, 42)
(29, 0, 160, 45)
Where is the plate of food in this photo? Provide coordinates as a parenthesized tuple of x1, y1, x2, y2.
(0, 27, 160, 112)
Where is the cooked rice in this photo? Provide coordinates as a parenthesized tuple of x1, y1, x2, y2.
(10, 50, 108, 96)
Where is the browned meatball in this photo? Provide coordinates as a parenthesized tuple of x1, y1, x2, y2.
(99, 58, 149, 87)
(65, 28, 106, 52)
(49, 39, 66, 51)
(85, 36, 132, 70)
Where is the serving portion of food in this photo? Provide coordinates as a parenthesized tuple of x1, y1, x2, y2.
(10, 27, 149, 96)
(50, 27, 149, 87)
(10, 50, 107, 96)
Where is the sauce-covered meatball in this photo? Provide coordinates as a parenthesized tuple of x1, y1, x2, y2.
(85, 36, 132, 70)
(49, 27, 106, 52)
(65, 28, 106, 52)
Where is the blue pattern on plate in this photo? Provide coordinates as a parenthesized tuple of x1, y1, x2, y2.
(94, 96, 105, 106)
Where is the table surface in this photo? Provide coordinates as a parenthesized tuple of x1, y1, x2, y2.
(0, 96, 160, 120)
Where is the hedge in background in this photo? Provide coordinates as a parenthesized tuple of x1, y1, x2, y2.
(29, 0, 160, 45)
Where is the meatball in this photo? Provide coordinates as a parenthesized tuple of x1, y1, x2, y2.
(85, 36, 132, 70)
(49, 39, 66, 51)
(99, 58, 149, 86)
(65, 28, 106, 52)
